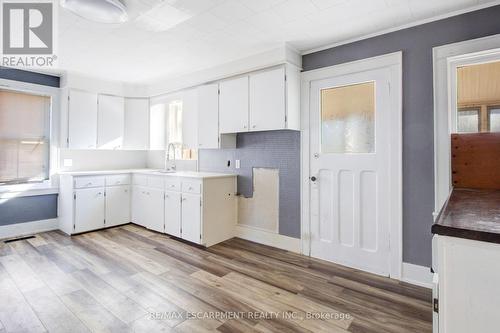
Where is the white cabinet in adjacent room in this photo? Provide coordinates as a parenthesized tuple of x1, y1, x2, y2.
(105, 185, 130, 227)
(68, 90, 98, 149)
(144, 187, 165, 233)
(124, 98, 149, 150)
(219, 76, 249, 133)
(74, 187, 105, 233)
(181, 193, 201, 244)
(164, 191, 181, 237)
(97, 94, 125, 149)
(249, 67, 286, 131)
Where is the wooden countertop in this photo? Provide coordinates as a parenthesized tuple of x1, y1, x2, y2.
(432, 188, 500, 243)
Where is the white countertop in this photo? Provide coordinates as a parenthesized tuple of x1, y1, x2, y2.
(58, 169, 237, 179)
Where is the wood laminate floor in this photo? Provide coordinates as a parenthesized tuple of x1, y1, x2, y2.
(0, 225, 432, 333)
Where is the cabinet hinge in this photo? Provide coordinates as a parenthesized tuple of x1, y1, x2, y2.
(200, 234, 202, 240)
(433, 298, 439, 313)
(104, 219, 106, 225)
(284, 74, 287, 81)
(67, 137, 69, 144)
(73, 224, 75, 230)
(104, 191, 106, 197)
(218, 89, 220, 95)
(73, 193, 76, 200)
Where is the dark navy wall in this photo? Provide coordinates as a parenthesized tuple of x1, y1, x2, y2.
(0, 68, 60, 226)
(302, 5, 500, 267)
(0, 195, 58, 226)
(199, 130, 301, 238)
(0, 67, 60, 87)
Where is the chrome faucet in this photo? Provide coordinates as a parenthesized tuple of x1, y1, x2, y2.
(164, 143, 177, 172)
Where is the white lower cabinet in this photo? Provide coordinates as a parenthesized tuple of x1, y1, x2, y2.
(60, 172, 237, 248)
(164, 191, 181, 237)
(181, 193, 201, 244)
(144, 188, 165, 233)
(74, 187, 105, 233)
(105, 185, 130, 227)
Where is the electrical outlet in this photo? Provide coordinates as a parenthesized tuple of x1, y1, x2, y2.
(235, 159, 240, 169)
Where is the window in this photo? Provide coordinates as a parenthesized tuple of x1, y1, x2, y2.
(0, 89, 51, 185)
(457, 109, 480, 133)
(488, 108, 500, 132)
(321, 82, 375, 153)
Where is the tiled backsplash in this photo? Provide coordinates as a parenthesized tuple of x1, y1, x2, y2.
(199, 130, 301, 239)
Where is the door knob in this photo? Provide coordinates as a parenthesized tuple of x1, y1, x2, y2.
(313, 153, 319, 158)
(310, 176, 317, 182)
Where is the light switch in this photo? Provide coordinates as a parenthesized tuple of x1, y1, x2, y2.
(235, 159, 240, 169)
(63, 159, 73, 167)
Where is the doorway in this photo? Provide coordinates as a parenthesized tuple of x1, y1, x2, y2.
(301, 52, 402, 278)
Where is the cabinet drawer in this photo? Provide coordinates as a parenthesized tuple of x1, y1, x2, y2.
(182, 180, 201, 194)
(165, 178, 181, 192)
(105, 174, 131, 186)
(147, 176, 164, 189)
(74, 176, 105, 189)
(132, 174, 147, 186)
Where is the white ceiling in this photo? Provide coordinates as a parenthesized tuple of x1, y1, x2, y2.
(57, 0, 499, 83)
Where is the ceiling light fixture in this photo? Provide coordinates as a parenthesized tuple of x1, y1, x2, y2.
(60, 0, 128, 24)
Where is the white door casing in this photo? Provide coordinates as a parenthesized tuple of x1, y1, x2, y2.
(301, 52, 402, 279)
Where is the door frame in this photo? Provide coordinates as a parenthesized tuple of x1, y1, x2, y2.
(300, 52, 403, 279)
(433, 34, 500, 218)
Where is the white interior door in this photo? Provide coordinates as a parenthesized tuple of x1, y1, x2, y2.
(309, 67, 392, 276)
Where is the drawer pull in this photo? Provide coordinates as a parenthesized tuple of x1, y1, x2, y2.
(188, 187, 193, 190)
(86, 182, 92, 186)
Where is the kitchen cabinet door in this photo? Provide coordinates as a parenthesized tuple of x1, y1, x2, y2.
(131, 186, 147, 227)
(197, 84, 219, 149)
(145, 187, 165, 233)
(124, 98, 149, 150)
(97, 94, 125, 149)
(164, 191, 181, 237)
(181, 193, 201, 244)
(182, 88, 198, 149)
(74, 187, 105, 233)
(249, 67, 286, 131)
(219, 76, 249, 133)
(68, 90, 98, 149)
(105, 185, 130, 227)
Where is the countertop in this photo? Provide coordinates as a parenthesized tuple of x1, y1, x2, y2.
(432, 188, 500, 243)
(58, 169, 237, 179)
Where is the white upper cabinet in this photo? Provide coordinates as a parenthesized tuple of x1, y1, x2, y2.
(124, 98, 150, 150)
(197, 84, 219, 149)
(182, 88, 198, 149)
(68, 90, 98, 149)
(97, 94, 125, 150)
(219, 76, 249, 133)
(249, 67, 286, 131)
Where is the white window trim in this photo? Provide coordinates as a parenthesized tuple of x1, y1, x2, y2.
(300, 51, 403, 279)
(0, 77, 60, 197)
(433, 34, 500, 218)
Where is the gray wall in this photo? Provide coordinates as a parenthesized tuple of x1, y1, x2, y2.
(199, 130, 301, 238)
(0, 69, 60, 226)
(0, 195, 58, 226)
(302, 5, 500, 267)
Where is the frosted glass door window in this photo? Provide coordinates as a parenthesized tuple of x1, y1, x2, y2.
(457, 109, 479, 133)
(489, 109, 500, 132)
(321, 82, 375, 153)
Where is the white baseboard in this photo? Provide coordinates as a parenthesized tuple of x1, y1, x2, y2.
(401, 262, 433, 289)
(234, 225, 301, 253)
(0, 218, 59, 240)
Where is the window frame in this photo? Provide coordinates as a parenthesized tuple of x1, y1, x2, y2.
(0, 77, 60, 196)
(487, 105, 500, 132)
